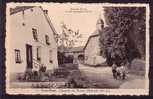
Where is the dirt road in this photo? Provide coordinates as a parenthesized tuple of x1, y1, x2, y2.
(78, 64, 146, 89)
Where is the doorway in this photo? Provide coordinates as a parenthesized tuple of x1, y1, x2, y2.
(26, 44, 33, 69)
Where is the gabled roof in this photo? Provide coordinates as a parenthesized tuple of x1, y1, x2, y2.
(83, 30, 99, 50)
(39, 7, 58, 35)
(10, 6, 58, 41)
(10, 6, 35, 15)
(83, 27, 111, 51)
(91, 30, 99, 36)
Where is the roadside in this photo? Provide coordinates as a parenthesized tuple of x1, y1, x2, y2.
(9, 63, 146, 89)
(78, 64, 146, 89)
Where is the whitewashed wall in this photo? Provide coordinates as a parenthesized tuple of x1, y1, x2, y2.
(84, 36, 105, 65)
(7, 7, 58, 73)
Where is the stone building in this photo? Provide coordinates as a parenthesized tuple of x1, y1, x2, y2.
(84, 18, 106, 65)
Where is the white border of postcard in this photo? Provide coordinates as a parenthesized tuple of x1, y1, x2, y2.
(6, 2, 150, 95)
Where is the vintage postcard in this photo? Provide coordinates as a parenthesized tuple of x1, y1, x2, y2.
(6, 3, 150, 95)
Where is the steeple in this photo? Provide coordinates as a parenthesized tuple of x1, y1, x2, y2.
(96, 15, 104, 32)
(96, 18, 104, 25)
(96, 13, 104, 25)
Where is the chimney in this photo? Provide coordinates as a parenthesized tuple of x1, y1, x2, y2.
(43, 10, 48, 14)
(10, 8, 13, 14)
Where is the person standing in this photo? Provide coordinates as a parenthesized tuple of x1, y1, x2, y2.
(33, 65, 39, 80)
(112, 64, 117, 79)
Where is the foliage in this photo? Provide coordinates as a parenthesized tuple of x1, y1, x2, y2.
(66, 70, 88, 88)
(53, 67, 70, 78)
(99, 7, 146, 66)
(55, 22, 82, 48)
(39, 65, 46, 72)
(20, 67, 49, 82)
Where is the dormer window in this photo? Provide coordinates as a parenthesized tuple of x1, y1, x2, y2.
(32, 28, 38, 41)
(45, 35, 50, 45)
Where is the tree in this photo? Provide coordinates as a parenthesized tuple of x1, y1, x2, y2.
(55, 22, 82, 49)
(99, 7, 146, 66)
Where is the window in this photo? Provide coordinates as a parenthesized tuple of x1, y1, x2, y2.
(37, 47, 41, 61)
(15, 49, 21, 63)
(45, 35, 50, 45)
(49, 50, 52, 63)
(32, 28, 38, 41)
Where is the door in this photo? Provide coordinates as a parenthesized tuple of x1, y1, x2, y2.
(26, 44, 33, 69)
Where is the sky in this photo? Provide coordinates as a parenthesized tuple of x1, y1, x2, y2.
(8, 3, 148, 47)
(42, 3, 106, 47)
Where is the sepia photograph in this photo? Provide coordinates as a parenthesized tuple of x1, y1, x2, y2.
(5, 3, 149, 95)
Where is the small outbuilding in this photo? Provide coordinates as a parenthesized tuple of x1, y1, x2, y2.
(64, 46, 84, 64)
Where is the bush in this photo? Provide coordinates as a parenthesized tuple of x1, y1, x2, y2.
(62, 63, 78, 70)
(17, 73, 25, 81)
(20, 67, 49, 82)
(128, 59, 145, 76)
(23, 68, 33, 81)
(53, 67, 70, 78)
(66, 70, 89, 88)
(39, 66, 46, 72)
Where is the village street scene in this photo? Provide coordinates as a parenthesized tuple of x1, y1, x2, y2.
(6, 3, 147, 90)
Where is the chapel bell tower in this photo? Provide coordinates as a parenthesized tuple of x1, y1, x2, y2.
(96, 17, 104, 33)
